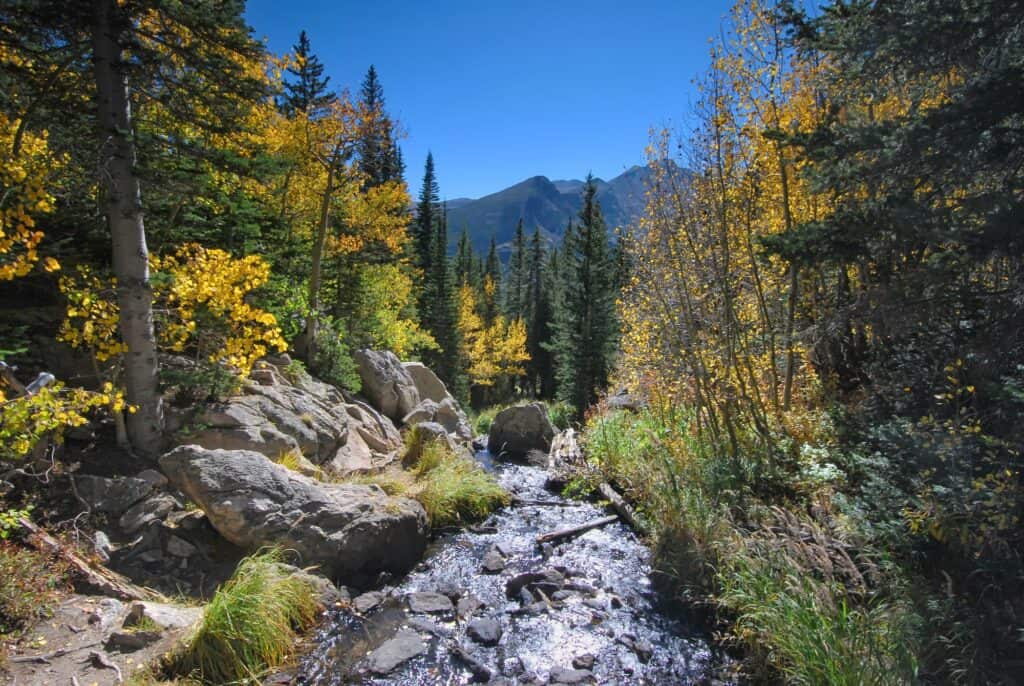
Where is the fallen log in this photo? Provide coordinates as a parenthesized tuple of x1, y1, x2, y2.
(17, 516, 161, 602)
(598, 482, 648, 536)
(535, 515, 619, 544)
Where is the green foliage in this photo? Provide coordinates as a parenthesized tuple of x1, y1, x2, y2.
(0, 541, 71, 639)
(545, 400, 574, 431)
(308, 317, 361, 392)
(160, 363, 241, 408)
(169, 549, 319, 685)
(0, 507, 30, 540)
(471, 404, 509, 435)
(404, 439, 509, 527)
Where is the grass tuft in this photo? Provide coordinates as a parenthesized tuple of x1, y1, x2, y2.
(411, 440, 510, 526)
(168, 549, 319, 684)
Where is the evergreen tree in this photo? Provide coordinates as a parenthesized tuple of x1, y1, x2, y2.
(525, 229, 553, 397)
(504, 218, 528, 320)
(282, 31, 333, 116)
(482, 237, 502, 325)
(454, 228, 475, 286)
(356, 65, 403, 187)
(414, 153, 440, 273)
(549, 176, 617, 416)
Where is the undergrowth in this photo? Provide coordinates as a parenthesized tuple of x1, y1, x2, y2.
(167, 549, 319, 684)
(583, 407, 923, 684)
(0, 540, 72, 642)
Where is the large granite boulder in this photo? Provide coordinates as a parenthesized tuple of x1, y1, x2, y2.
(354, 350, 421, 422)
(402, 362, 449, 403)
(160, 446, 428, 582)
(174, 362, 402, 478)
(487, 403, 556, 458)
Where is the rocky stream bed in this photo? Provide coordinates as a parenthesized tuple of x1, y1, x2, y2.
(292, 452, 732, 685)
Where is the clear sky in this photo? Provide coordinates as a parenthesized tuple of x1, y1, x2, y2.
(244, 1, 732, 199)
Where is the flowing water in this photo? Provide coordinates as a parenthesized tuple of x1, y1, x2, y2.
(295, 452, 731, 685)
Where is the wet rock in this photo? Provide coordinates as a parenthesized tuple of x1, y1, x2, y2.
(434, 578, 463, 600)
(551, 590, 573, 601)
(353, 591, 385, 614)
(73, 474, 155, 516)
(407, 616, 451, 637)
(481, 547, 506, 574)
(119, 494, 178, 534)
(547, 428, 585, 489)
(549, 666, 594, 684)
(457, 594, 484, 619)
(407, 591, 453, 614)
(583, 598, 607, 611)
(366, 628, 426, 675)
(450, 643, 492, 682)
(354, 349, 421, 422)
(87, 598, 125, 632)
(519, 587, 536, 605)
(107, 629, 162, 651)
(487, 403, 555, 458)
(572, 654, 596, 670)
(502, 656, 525, 677)
(505, 571, 547, 598)
(160, 445, 428, 581)
(609, 595, 623, 609)
(466, 617, 502, 646)
(618, 634, 654, 663)
(136, 468, 168, 489)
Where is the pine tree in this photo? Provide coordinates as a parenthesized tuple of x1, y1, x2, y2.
(549, 176, 617, 416)
(525, 228, 553, 396)
(482, 237, 502, 325)
(282, 31, 333, 116)
(504, 218, 527, 320)
(414, 153, 440, 273)
(356, 65, 403, 188)
(454, 229, 475, 286)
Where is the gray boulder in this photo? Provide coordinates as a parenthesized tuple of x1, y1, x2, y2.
(487, 403, 556, 458)
(354, 349, 420, 422)
(402, 361, 450, 403)
(160, 446, 428, 582)
(73, 475, 155, 516)
(402, 422, 456, 466)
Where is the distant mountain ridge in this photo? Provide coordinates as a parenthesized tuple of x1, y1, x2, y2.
(445, 161, 683, 255)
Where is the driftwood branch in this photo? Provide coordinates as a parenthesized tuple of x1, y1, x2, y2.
(598, 482, 648, 536)
(536, 515, 619, 544)
(18, 517, 161, 601)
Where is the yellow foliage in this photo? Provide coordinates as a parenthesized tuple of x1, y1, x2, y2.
(457, 283, 529, 387)
(59, 244, 287, 380)
(0, 110, 63, 280)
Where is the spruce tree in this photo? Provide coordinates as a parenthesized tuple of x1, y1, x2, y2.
(356, 65, 403, 188)
(525, 229, 553, 397)
(282, 31, 333, 116)
(414, 153, 440, 273)
(483, 237, 502, 325)
(454, 229, 475, 286)
(549, 176, 617, 416)
(504, 218, 527, 320)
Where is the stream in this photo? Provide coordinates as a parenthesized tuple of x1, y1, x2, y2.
(294, 452, 731, 685)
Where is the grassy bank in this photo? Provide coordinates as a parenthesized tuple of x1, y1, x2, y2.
(582, 407, 924, 684)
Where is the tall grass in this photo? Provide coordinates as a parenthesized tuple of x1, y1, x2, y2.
(582, 406, 922, 684)
(408, 440, 509, 526)
(169, 549, 320, 684)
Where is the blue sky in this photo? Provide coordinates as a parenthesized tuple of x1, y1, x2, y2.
(244, 1, 732, 199)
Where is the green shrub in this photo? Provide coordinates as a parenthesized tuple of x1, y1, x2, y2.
(544, 400, 575, 431)
(309, 316, 361, 392)
(470, 404, 509, 435)
(406, 439, 509, 527)
(169, 549, 319, 684)
(0, 541, 72, 639)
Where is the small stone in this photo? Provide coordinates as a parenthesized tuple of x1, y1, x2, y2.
(407, 616, 451, 637)
(406, 591, 453, 614)
(551, 590, 573, 601)
(609, 595, 623, 609)
(457, 594, 484, 619)
(502, 656, 524, 676)
(583, 598, 607, 611)
(107, 630, 161, 651)
(617, 634, 653, 663)
(353, 591, 385, 614)
(166, 535, 197, 558)
(119, 494, 177, 534)
(481, 548, 506, 574)
(519, 587, 535, 605)
(549, 666, 594, 684)
(541, 542, 555, 558)
(506, 571, 545, 598)
(125, 602, 202, 630)
(136, 469, 168, 489)
(466, 617, 502, 646)
(572, 654, 596, 670)
(366, 629, 426, 675)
